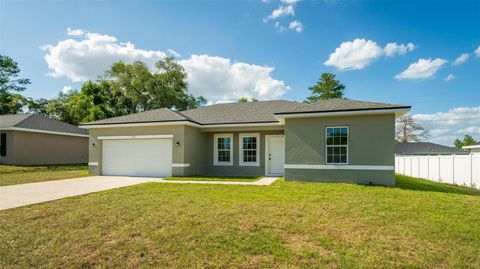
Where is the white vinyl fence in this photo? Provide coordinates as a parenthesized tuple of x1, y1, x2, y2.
(395, 154, 480, 189)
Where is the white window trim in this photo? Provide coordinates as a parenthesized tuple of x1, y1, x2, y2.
(325, 126, 349, 165)
(214, 134, 233, 166)
(239, 133, 260, 167)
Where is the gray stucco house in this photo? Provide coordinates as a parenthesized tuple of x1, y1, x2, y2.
(0, 114, 89, 165)
(81, 98, 410, 186)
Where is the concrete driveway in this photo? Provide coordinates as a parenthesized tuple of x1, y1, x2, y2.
(0, 176, 160, 210)
(0, 176, 279, 210)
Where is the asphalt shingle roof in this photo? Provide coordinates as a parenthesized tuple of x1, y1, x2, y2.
(0, 114, 88, 135)
(274, 98, 410, 114)
(180, 100, 307, 124)
(83, 98, 410, 126)
(395, 142, 467, 155)
(85, 108, 189, 125)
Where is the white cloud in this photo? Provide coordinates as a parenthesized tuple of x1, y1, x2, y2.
(324, 39, 384, 70)
(42, 31, 167, 82)
(275, 22, 286, 32)
(395, 58, 448, 80)
(281, 0, 300, 4)
(444, 73, 455, 81)
(324, 39, 416, 70)
(411, 106, 480, 145)
(61, 85, 73, 94)
(66, 28, 85, 36)
(167, 49, 181, 58)
(452, 53, 469, 66)
(288, 20, 303, 33)
(383, 42, 415, 57)
(179, 55, 289, 103)
(265, 5, 295, 21)
(475, 46, 480, 57)
(43, 29, 289, 103)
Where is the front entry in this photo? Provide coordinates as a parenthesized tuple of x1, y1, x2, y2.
(266, 135, 285, 175)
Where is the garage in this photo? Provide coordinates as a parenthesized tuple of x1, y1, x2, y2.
(102, 137, 173, 177)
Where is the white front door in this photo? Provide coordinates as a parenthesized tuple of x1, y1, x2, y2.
(266, 135, 285, 175)
(102, 139, 172, 177)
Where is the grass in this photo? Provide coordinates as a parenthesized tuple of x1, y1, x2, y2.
(0, 164, 89, 186)
(1, 175, 479, 268)
(164, 175, 261, 182)
(396, 174, 480, 196)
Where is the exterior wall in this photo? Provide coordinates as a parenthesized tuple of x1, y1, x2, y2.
(0, 131, 88, 165)
(88, 125, 195, 176)
(183, 126, 208, 175)
(284, 114, 396, 186)
(0, 131, 15, 165)
(204, 130, 284, 176)
(88, 126, 283, 177)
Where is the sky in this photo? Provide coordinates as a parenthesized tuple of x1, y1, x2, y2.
(0, 0, 479, 145)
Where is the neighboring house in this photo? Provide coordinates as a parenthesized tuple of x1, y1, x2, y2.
(81, 98, 410, 186)
(463, 142, 480, 154)
(395, 142, 468, 155)
(0, 114, 89, 165)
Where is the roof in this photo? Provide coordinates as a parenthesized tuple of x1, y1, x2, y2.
(180, 100, 307, 124)
(395, 142, 468, 155)
(0, 114, 88, 136)
(462, 142, 480, 149)
(83, 108, 189, 125)
(82, 98, 410, 126)
(274, 98, 410, 114)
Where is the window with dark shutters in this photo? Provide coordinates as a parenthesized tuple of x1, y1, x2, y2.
(0, 133, 6, 156)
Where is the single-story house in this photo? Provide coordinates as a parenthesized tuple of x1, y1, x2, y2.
(81, 98, 410, 186)
(0, 114, 89, 165)
(395, 142, 468, 155)
(463, 142, 480, 154)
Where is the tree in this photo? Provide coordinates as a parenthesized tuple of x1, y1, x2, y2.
(395, 115, 430, 142)
(305, 73, 345, 103)
(0, 55, 30, 114)
(26, 98, 49, 116)
(105, 58, 206, 113)
(454, 135, 477, 149)
(238, 97, 258, 102)
(0, 93, 25, 115)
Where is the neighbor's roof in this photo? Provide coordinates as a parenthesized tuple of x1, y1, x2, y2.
(0, 114, 88, 136)
(395, 142, 468, 155)
(83, 98, 410, 126)
(462, 142, 480, 149)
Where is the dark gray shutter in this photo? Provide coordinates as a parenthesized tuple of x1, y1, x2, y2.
(0, 133, 6, 156)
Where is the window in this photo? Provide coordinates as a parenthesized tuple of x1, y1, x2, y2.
(0, 133, 6, 157)
(214, 134, 233, 166)
(239, 133, 260, 166)
(326, 127, 348, 164)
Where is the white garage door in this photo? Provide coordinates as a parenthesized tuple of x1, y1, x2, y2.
(102, 139, 172, 177)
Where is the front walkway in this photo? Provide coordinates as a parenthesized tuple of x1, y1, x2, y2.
(0, 176, 279, 210)
(158, 177, 279, 186)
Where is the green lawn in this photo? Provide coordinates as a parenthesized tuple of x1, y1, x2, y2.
(164, 175, 261, 182)
(0, 164, 89, 186)
(395, 174, 480, 196)
(1, 175, 479, 268)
